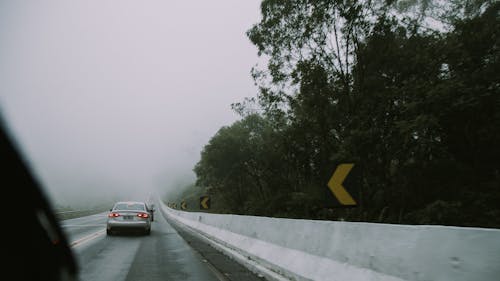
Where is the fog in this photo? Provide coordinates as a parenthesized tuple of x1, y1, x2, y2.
(0, 1, 261, 208)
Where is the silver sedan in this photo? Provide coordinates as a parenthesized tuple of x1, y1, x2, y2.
(106, 201, 152, 235)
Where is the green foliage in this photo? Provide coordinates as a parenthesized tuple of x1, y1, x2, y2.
(194, 2, 500, 227)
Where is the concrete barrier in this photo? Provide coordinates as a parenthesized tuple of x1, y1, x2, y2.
(160, 202, 500, 281)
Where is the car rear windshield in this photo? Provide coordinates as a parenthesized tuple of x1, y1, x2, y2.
(113, 203, 145, 211)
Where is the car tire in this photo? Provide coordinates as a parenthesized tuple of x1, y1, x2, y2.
(106, 229, 113, 236)
(144, 228, 151, 235)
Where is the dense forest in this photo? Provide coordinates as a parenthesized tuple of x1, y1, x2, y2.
(188, 0, 499, 227)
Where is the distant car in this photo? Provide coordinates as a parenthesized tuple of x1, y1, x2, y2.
(106, 201, 151, 235)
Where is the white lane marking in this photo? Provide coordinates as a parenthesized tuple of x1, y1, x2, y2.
(70, 229, 106, 248)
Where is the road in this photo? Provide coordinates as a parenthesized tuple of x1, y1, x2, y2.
(61, 211, 264, 281)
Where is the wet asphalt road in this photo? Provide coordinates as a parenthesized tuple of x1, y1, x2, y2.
(61, 210, 264, 281)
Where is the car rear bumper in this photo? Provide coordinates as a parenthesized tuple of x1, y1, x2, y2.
(107, 220, 150, 230)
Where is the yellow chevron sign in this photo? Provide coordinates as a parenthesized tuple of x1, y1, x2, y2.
(327, 163, 357, 206)
(181, 201, 187, 210)
(200, 196, 210, 209)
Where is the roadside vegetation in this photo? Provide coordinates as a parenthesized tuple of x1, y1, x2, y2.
(187, 1, 500, 228)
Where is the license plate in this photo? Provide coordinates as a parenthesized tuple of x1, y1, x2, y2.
(124, 216, 133, 220)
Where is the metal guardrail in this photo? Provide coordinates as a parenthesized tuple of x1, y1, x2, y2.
(56, 210, 95, 214)
(55, 208, 107, 220)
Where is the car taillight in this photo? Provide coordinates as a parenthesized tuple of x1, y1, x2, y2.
(137, 213, 149, 218)
(108, 212, 120, 218)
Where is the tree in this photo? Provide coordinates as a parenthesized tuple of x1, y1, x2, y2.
(194, 1, 500, 227)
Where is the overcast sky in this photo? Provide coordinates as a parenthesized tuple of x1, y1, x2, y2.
(0, 1, 261, 206)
